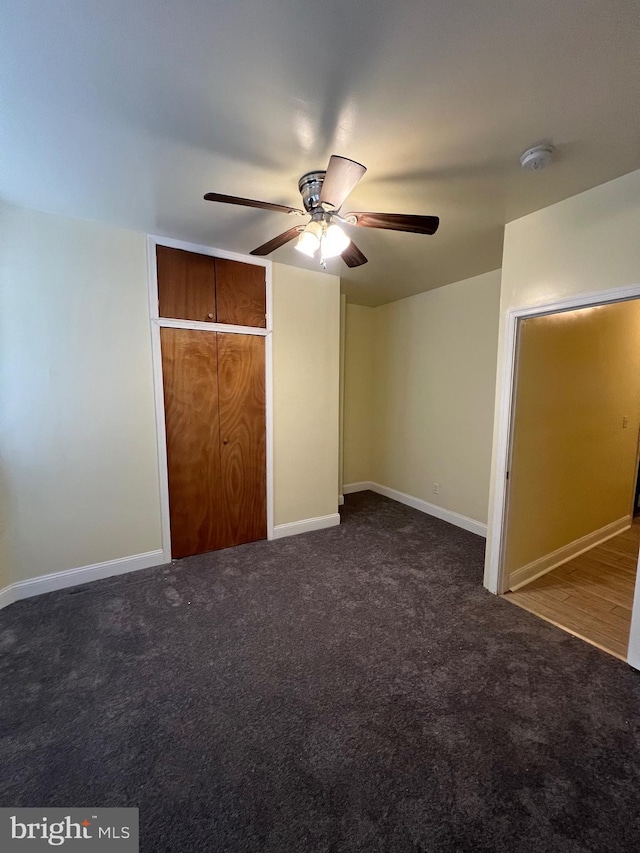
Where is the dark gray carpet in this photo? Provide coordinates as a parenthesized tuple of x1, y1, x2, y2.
(1, 491, 639, 852)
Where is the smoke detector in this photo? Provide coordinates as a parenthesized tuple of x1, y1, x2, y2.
(520, 144, 554, 172)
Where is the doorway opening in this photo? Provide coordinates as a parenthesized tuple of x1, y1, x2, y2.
(498, 297, 640, 661)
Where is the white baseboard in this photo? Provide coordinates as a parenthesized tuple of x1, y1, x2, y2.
(338, 494, 344, 506)
(343, 481, 487, 537)
(0, 482, 488, 611)
(0, 549, 166, 610)
(0, 585, 16, 610)
(272, 513, 341, 540)
(343, 481, 373, 495)
(509, 516, 631, 591)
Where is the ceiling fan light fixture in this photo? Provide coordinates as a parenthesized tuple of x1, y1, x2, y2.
(294, 221, 323, 257)
(321, 222, 350, 259)
(206, 153, 438, 269)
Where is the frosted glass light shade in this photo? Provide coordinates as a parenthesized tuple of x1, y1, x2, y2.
(295, 221, 323, 257)
(321, 222, 350, 259)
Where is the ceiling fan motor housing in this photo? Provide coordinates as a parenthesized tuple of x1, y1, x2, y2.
(298, 170, 326, 212)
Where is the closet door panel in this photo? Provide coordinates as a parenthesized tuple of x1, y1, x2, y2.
(161, 328, 225, 558)
(215, 258, 266, 328)
(217, 333, 267, 545)
(157, 246, 216, 322)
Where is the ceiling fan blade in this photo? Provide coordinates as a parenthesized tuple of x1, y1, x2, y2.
(346, 211, 440, 235)
(204, 192, 303, 215)
(319, 156, 367, 210)
(250, 226, 304, 256)
(341, 240, 368, 268)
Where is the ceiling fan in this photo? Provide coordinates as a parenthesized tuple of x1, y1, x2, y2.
(204, 155, 440, 268)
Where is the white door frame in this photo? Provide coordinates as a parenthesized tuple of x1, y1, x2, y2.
(483, 282, 640, 669)
(146, 234, 274, 564)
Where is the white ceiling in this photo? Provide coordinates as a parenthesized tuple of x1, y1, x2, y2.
(2, 0, 639, 306)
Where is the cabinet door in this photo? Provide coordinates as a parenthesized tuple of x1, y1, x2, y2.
(157, 246, 216, 322)
(217, 333, 267, 546)
(215, 258, 266, 328)
(160, 328, 224, 558)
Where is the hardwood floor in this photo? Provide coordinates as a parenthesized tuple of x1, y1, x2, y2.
(504, 519, 639, 661)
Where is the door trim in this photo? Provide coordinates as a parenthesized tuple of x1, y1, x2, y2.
(146, 234, 274, 563)
(483, 282, 640, 668)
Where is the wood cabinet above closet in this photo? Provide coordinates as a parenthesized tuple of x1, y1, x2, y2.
(156, 245, 266, 328)
(156, 246, 216, 322)
(215, 258, 267, 328)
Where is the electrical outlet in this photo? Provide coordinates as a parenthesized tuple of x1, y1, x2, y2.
(432, 483, 440, 495)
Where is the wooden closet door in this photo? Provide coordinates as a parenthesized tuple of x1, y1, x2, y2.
(217, 333, 267, 546)
(160, 328, 224, 558)
(157, 246, 216, 322)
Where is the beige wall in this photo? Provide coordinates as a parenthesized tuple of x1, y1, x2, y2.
(272, 263, 340, 525)
(372, 270, 501, 524)
(0, 205, 163, 584)
(505, 301, 640, 577)
(499, 170, 640, 313)
(342, 270, 501, 526)
(0, 206, 341, 590)
(343, 303, 376, 485)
